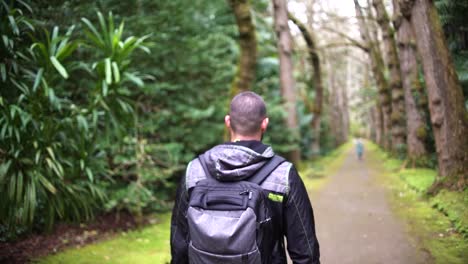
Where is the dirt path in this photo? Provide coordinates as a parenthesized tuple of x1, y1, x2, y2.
(305, 149, 432, 264)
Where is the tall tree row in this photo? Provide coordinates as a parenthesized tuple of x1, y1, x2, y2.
(355, 0, 467, 190)
(406, 0, 468, 190)
(372, 0, 406, 154)
(393, 0, 429, 165)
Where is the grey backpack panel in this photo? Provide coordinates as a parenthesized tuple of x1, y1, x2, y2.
(187, 207, 257, 254)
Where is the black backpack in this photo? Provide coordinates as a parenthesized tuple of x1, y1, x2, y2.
(186, 154, 285, 264)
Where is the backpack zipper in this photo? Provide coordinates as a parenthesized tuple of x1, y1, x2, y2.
(239, 190, 253, 199)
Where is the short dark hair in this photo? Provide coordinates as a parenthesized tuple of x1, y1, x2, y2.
(229, 91, 267, 136)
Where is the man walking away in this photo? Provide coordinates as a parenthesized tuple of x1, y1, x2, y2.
(170, 91, 320, 264)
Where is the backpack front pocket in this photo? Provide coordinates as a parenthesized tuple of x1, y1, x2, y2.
(189, 242, 261, 264)
(187, 206, 258, 254)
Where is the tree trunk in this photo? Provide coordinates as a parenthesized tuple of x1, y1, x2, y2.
(373, 0, 406, 154)
(227, 0, 257, 95)
(409, 0, 468, 189)
(394, 0, 429, 165)
(272, 0, 300, 164)
(354, 0, 392, 150)
(288, 13, 324, 158)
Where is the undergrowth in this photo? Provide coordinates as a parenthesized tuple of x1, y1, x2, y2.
(367, 142, 468, 263)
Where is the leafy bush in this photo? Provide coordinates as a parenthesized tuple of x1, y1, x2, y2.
(0, 1, 150, 239)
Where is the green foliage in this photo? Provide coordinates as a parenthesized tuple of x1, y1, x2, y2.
(0, 3, 149, 240)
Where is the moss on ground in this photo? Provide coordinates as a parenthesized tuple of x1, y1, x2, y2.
(367, 142, 468, 264)
(37, 213, 171, 264)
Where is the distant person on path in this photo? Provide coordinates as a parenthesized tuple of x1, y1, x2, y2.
(355, 138, 364, 161)
(170, 91, 320, 264)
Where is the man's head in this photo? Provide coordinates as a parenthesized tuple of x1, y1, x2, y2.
(225, 91, 269, 141)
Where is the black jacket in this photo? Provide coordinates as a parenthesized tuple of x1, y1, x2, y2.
(170, 141, 320, 264)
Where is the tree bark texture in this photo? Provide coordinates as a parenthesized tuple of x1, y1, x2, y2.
(288, 13, 324, 157)
(373, 0, 406, 153)
(227, 0, 257, 95)
(272, 0, 300, 164)
(394, 0, 429, 164)
(409, 0, 468, 188)
(354, 0, 392, 150)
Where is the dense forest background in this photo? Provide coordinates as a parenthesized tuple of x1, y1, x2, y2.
(1, 0, 467, 241)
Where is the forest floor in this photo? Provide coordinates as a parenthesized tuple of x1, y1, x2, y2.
(307, 144, 432, 264)
(4, 141, 466, 263)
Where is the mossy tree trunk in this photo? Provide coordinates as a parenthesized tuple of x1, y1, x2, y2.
(288, 13, 324, 158)
(373, 0, 406, 154)
(227, 0, 257, 95)
(394, 0, 429, 166)
(354, 0, 391, 150)
(409, 0, 468, 190)
(272, 0, 300, 164)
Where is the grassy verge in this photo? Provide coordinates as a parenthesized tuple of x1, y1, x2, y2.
(298, 142, 351, 193)
(366, 142, 468, 264)
(37, 213, 172, 264)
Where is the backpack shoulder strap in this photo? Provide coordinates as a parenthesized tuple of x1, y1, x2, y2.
(198, 154, 213, 179)
(249, 155, 286, 185)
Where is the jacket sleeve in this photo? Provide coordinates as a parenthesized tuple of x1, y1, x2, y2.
(170, 174, 190, 264)
(284, 166, 320, 264)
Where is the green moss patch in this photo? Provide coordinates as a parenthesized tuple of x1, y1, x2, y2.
(367, 142, 468, 264)
(37, 213, 171, 264)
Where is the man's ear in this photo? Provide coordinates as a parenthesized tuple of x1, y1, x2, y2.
(225, 115, 231, 128)
(261, 117, 269, 132)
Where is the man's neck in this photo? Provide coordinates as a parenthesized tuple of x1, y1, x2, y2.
(230, 135, 261, 142)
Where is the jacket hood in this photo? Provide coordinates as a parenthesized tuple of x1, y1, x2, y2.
(202, 144, 275, 182)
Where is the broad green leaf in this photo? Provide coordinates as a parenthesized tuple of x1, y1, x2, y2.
(0, 63, 6, 81)
(97, 12, 108, 45)
(102, 80, 108, 96)
(28, 179, 36, 223)
(86, 167, 94, 182)
(38, 173, 57, 194)
(0, 160, 12, 184)
(112, 61, 120, 83)
(81, 17, 104, 45)
(77, 115, 88, 132)
(46, 146, 56, 161)
(16, 171, 23, 203)
(50, 56, 69, 79)
(9, 175, 16, 200)
(32, 68, 43, 92)
(124, 72, 144, 87)
(105, 58, 112, 84)
(8, 15, 19, 35)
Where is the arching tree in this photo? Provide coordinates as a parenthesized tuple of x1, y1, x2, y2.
(289, 13, 324, 158)
(354, 0, 391, 150)
(272, 0, 300, 164)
